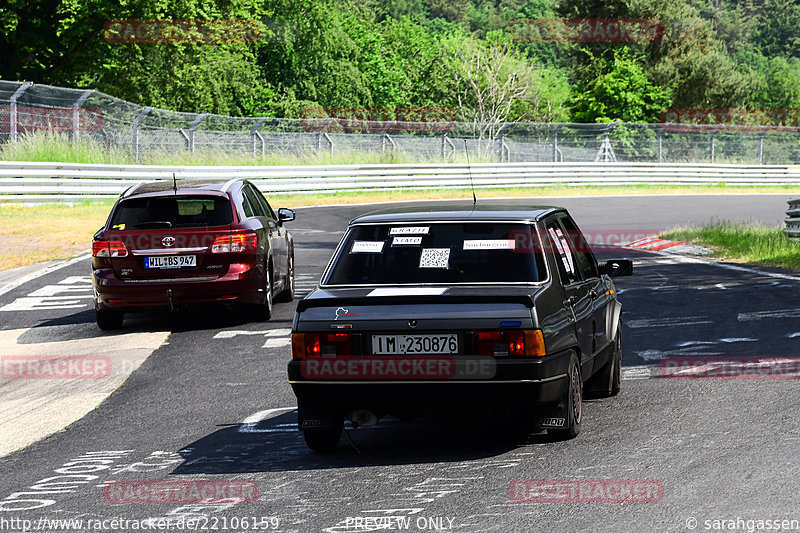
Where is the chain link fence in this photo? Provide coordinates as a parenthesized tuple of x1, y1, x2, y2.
(3, 80, 800, 164)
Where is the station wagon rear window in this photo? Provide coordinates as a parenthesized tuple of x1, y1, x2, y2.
(110, 196, 233, 229)
(324, 223, 547, 285)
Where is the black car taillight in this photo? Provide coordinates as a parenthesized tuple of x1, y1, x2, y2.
(292, 333, 359, 359)
(474, 329, 546, 357)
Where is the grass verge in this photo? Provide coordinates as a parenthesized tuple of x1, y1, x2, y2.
(662, 221, 800, 271)
(0, 201, 113, 271)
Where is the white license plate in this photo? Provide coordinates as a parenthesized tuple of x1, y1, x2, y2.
(144, 255, 196, 269)
(372, 334, 458, 355)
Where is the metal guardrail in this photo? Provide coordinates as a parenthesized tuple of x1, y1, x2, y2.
(1, 161, 800, 202)
(784, 197, 800, 242)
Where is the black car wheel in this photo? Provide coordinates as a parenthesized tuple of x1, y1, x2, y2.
(549, 353, 583, 440)
(587, 320, 622, 398)
(303, 427, 342, 452)
(96, 308, 124, 330)
(275, 251, 295, 303)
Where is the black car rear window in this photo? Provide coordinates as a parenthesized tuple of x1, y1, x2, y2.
(324, 223, 547, 285)
(110, 196, 233, 229)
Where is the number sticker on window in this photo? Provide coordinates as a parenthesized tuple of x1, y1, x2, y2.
(463, 239, 515, 250)
(392, 236, 422, 246)
(389, 227, 429, 235)
(351, 241, 385, 253)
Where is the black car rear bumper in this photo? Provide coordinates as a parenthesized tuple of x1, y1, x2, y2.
(287, 351, 572, 412)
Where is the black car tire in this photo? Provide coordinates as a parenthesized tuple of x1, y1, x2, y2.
(586, 320, 622, 398)
(548, 353, 583, 440)
(96, 308, 124, 330)
(275, 251, 295, 303)
(604, 323, 622, 397)
(303, 427, 342, 452)
(249, 266, 273, 321)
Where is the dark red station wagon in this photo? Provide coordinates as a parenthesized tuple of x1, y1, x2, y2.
(91, 179, 295, 329)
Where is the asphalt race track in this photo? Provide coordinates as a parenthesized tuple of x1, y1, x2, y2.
(0, 194, 798, 533)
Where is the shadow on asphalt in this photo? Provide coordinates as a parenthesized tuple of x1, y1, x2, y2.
(17, 303, 294, 343)
(172, 412, 556, 474)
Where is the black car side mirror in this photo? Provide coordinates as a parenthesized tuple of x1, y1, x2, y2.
(278, 208, 295, 224)
(599, 259, 633, 277)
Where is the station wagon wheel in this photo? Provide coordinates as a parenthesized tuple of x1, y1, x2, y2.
(275, 250, 295, 303)
(248, 265, 273, 321)
(96, 308, 124, 330)
(549, 353, 582, 440)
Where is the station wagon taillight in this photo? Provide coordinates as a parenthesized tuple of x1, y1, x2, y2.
(92, 240, 128, 257)
(211, 233, 257, 253)
(292, 333, 356, 359)
(474, 329, 546, 357)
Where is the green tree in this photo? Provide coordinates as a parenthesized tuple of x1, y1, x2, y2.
(570, 48, 671, 123)
(752, 0, 800, 58)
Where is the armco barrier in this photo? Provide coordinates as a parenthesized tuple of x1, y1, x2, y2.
(1, 161, 799, 202)
(784, 197, 800, 242)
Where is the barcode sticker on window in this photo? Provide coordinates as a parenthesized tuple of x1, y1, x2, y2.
(419, 248, 450, 269)
(351, 241, 385, 253)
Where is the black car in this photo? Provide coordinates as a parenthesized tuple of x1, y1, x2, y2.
(92, 178, 295, 329)
(288, 204, 632, 451)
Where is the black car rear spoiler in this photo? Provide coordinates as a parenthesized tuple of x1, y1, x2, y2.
(296, 293, 536, 312)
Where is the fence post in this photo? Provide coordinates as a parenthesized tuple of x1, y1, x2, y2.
(9, 81, 33, 142)
(186, 113, 208, 153)
(132, 106, 153, 163)
(552, 128, 559, 162)
(758, 129, 768, 165)
(710, 131, 716, 163)
(657, 129, 663, 163)
(251, 117, 267, 156)
(72, 89, 93, 143)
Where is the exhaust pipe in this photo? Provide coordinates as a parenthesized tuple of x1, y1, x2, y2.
(348, 409, 378, 429)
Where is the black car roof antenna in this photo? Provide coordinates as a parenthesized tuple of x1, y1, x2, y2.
(463, 139, 477, 206)
(172, 173, 178, 194)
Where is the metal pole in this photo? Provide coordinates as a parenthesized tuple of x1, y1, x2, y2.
(552, 129, 559, 162)
(710, 132, 715, 163)
(758, 129, 767, 165)
(186, 112, 208, 153)
(658, 129, 663, 163)
(132, 106, 153, 163)
(9, 81, 33, 142)
(72, 89, 93, 143)
(251, 117, 267, 156)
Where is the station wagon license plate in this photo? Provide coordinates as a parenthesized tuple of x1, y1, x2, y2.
(372, 334, 458, 355)
(144, 255, 196, 269)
